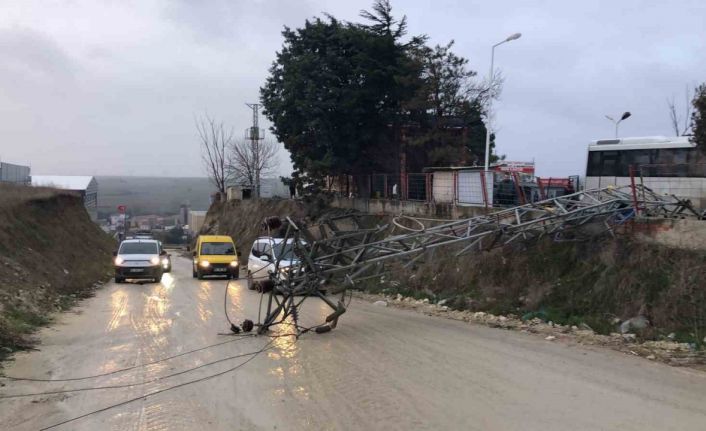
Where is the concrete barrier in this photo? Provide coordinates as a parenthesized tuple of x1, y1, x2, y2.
(330, 196, 488, 219)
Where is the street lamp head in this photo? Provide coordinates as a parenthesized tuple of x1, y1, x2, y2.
(605, 115, 615, 122)
(620, 111, 631, 121)
(506, 33, 522, 42)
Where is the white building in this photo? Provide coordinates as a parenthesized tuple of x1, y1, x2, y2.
(31, 175, 98, 221)
(188, 210, 208, 234)
(226, 177, 290, 200)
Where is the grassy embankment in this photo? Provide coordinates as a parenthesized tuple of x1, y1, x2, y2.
(369, 236, 706, 346)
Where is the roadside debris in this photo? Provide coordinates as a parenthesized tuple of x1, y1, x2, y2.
(620, 316, 649, 334)
(373, 300, 388, 307)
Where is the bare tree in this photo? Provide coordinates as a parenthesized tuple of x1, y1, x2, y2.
(465, 69, 504, 128)
(468, 69, 504, 109)
(196, 114, 233, 195)
(227, 138, 279, 198)
(667, 85, 694, 136)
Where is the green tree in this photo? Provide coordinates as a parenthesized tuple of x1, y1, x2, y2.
(691, 83, 706, 151)
(261, 1, 426, 178)
(261, 0, 494, 179)
(405, 42, 492, 168)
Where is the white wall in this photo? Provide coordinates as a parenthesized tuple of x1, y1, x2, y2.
(432, 171, 454, 203)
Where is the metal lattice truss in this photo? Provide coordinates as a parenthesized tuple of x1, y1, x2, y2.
(255, 185, 693, 334)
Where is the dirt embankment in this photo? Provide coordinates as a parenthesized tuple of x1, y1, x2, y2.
(0, 184, 115, 354)
(200, 196, 365, 263)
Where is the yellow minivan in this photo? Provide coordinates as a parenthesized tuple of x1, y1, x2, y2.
(192, 235, 240, 279)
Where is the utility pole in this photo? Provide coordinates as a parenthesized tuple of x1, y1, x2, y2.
(245, 103, 264, 199)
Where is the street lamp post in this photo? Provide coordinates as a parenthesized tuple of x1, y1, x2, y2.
(605, 111, 632, 138)
(484, 32, 522, 172)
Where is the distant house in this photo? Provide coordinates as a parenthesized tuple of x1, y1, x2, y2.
(31, 175, 98, 221)
(0, 161, 31, 185)
(226, 177, 290, 200)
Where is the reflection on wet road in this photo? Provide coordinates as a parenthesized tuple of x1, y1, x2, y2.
(1, 256, 706, 430)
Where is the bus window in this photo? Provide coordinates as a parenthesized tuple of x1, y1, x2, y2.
(600, 151, 619, 176)
(586, 152, 602, 176)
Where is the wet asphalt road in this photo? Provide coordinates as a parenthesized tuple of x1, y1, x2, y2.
(1, 256, 706, 430)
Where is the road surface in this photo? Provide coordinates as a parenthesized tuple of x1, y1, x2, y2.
(1, 256, 705, 431)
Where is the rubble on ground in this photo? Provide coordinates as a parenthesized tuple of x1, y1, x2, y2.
(355, 292, 706, 369)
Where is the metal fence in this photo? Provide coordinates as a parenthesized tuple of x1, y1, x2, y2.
(336, 165, 706, 213)
(341, 172, 578, 208)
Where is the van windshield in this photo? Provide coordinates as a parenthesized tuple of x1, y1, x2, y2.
(120, 242, 158, 254)
(201, 242, 235, 255)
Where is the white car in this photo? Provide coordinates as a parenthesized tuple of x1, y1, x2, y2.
(246, 237, 301, 291)
(113, 239, 166, 283)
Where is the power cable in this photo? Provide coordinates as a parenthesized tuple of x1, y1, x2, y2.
(1, 335, 255, 383)
(38, 337, 280, 431)
(4, 265, 274, 383)
(222, 264, 271, 331)
(1, 343, 275, 399)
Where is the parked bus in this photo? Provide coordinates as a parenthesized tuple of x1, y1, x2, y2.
(585, 136, 706, 208)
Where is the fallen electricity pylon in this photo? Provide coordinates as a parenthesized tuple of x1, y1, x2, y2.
(248, 185, 698, 335)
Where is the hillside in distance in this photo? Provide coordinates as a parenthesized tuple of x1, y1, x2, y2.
(97, 176, 214, 216)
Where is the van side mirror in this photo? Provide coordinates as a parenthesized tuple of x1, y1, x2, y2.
(160, 250, 167, 256)
(192, 251, 197, 257)
(237, 250, 242, 257)
(112, 251, 117, 256)
(260, 254, 270, 262)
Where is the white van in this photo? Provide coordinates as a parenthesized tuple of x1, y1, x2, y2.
(246, 237, 301, 290)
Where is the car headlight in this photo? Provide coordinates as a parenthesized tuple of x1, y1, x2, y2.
(229, 261, 238, 267)
(150, 256, 160, 265)
(199, 260, 210, 268)
(114, 257, 124, 265)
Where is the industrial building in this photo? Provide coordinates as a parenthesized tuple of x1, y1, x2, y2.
(188, 210, 208, 234)
(31, 175, 99, 221)
(0, 161, 31, 184)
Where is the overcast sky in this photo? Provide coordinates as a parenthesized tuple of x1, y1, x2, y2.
(1, 0, 704, 178)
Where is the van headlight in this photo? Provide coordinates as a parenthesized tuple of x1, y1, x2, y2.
(229, 261, 238, 267)
(150, 256, 160, 265)
(114, 257, 124, 265)
(199, 260, 210, 268)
